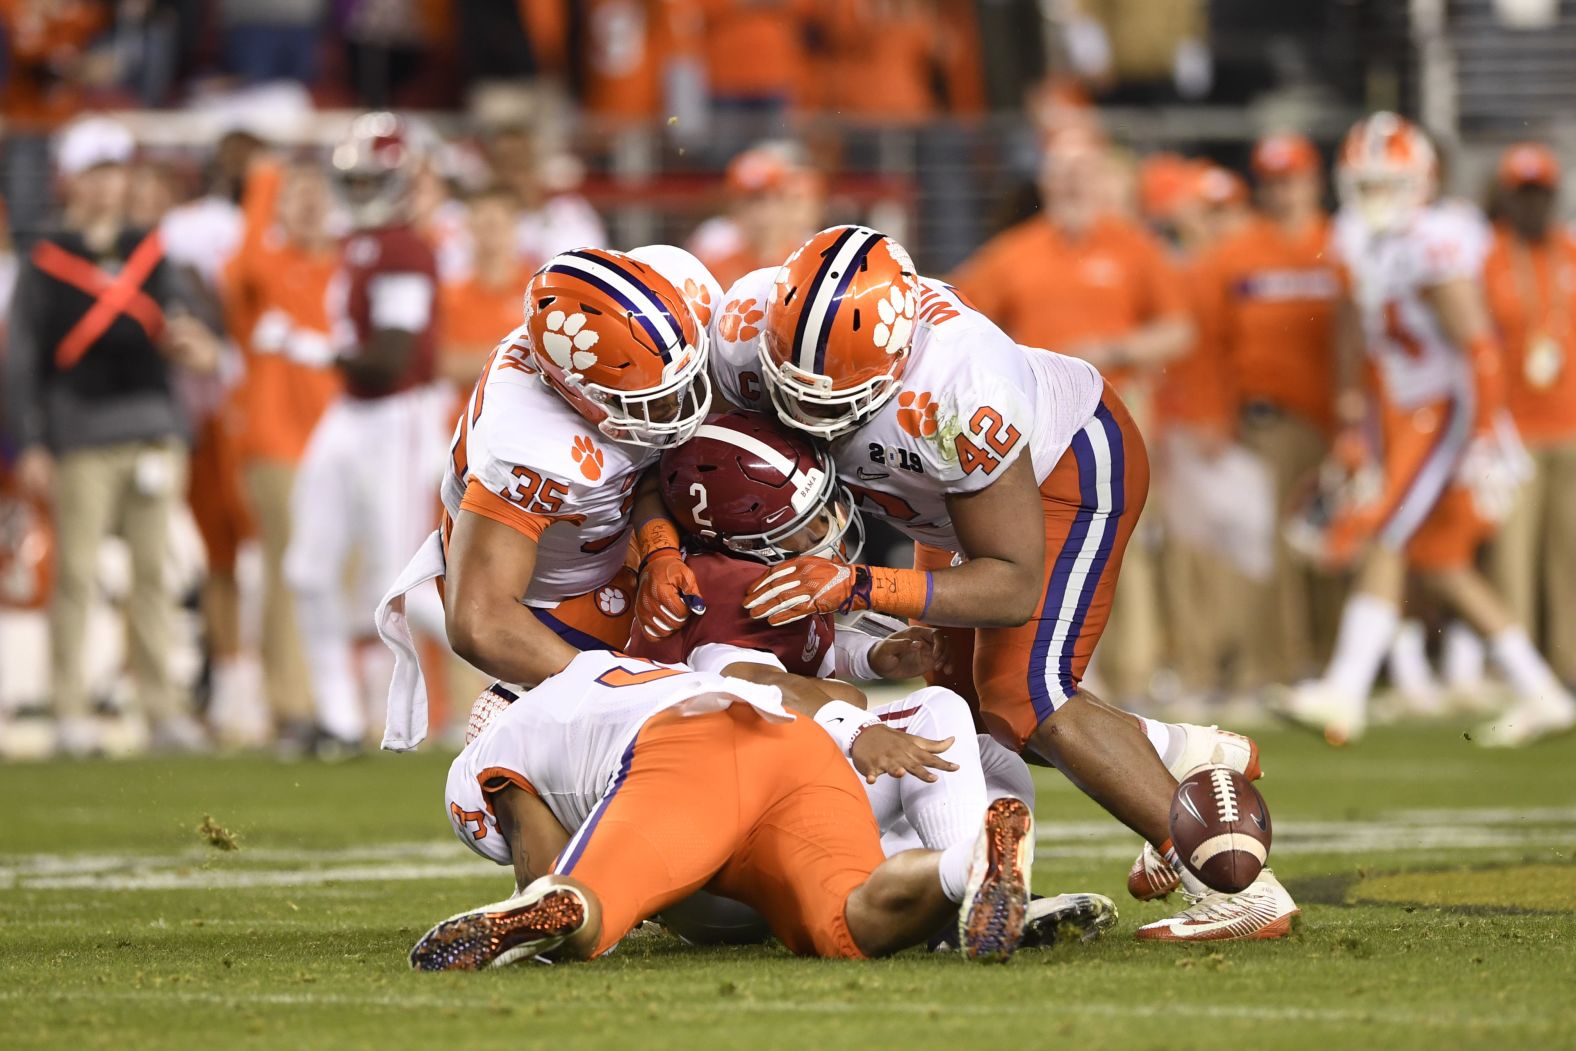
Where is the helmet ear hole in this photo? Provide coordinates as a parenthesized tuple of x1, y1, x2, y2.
(851, 309, 861, 331)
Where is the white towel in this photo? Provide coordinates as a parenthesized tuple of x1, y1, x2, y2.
(376, 529, 447, 752)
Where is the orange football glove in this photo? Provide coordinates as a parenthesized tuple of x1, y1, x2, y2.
(744, 557, 932, 627)
(633, 518, 704, 639)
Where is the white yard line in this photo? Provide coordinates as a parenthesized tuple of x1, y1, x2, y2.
(0, 987, 1563, 1031)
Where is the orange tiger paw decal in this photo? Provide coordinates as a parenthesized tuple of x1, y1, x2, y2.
(896, 391, 938, 438)
(682, 278, 715, 328)
(571, 435, 605, 480)
(718, 298, 765, 343)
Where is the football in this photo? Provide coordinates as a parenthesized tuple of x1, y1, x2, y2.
(1169, 766, 1273, 893)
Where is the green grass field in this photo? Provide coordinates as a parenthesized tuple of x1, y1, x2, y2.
(3, 724, 1575, 1050)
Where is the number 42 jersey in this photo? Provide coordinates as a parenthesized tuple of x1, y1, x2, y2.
(710, 269, 1104, 552)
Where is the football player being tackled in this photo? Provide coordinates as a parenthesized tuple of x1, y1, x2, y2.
(626, 410, 1118, 947)
(1277, 113, 1576, 748)
(415, 647, 1036, 969)
(697, 226, 1297, 940)
(376, 245, 729, 750)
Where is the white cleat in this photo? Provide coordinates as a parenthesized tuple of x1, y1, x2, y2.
(1127, 725, 1264, 901)
(1271, 681, 1366, 746)
(1473, 697, 1576, 749)
(409, 879, 588, 971)
(1134, 869, 1299, 942)
(958, 797, 1034, 962)
(1020, 892, 1118, 947)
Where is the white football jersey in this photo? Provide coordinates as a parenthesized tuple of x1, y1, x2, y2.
(442, 246, 722, 606)
(710, 270, 1103, 552)
(1332, 204, 1485, 408)
(444, 649, 792, 865)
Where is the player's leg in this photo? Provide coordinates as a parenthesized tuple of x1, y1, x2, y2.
(284, 402, 363, 745)
(49, 445, 123, 754)
(869, 686, 986, 850)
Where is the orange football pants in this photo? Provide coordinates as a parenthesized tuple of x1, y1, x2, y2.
(914, 384, 1150, 749)
(1332, 393, 1489, 571)
(552, 704, 884, 959)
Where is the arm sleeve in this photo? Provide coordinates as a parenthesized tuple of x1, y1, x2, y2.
(832, 630, 879, 681)
(3, 263, 46, 449)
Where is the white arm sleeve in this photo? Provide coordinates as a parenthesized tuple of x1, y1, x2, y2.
(833, 631, 880, 681)
(687, 642, 786, 677)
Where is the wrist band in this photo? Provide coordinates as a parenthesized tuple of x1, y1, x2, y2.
(635, 517, 682, 562)
(852, 567, 933, 621)
(812, 699, 880, 756)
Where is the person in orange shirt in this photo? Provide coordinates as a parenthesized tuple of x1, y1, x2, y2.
(1482, 144, 1576, 684)
(686, 142, 823, 291)
(438, 185, 528, 395)
(951, 133, 1192, 706)
(222, 158, 342, 748)
(818, 0, 984, 121)
(1188, 133, 1343, 685)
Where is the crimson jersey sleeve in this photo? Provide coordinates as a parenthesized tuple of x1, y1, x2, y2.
(625, 551, 834, 675)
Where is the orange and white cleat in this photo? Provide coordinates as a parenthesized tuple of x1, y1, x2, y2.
(409, 880, 588, 971)
(1127, 724, 1264, 901)
(958, 797, 1034, 962)
(1133, 869, 1299, 942)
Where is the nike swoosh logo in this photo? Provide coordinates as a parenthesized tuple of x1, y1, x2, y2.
(1250, 812, 1267, 832)
(856, 468, 890, 480)
(1177, 784, 1207, 826)
(827, 717, 845, 725)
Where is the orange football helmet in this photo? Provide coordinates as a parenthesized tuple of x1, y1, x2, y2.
(759, 226, 919, 438)
(1337, 112, 1436, 233)
(524, 248, 711, 448)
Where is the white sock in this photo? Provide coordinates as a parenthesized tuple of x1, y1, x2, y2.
(1488, 627, 1568, 707)
(1386, 620, 1440, 700)
(1162, 841, 1211, 897)
(878, 688, 987, 851)
(938, 838, 974, 903)
(1138, 717, 1186, 771)
(1442, 621, 1486, 692)
(292, 582, 365, 742)
(977, 734, 1036, 809)
(1324, 593, 1400, 701)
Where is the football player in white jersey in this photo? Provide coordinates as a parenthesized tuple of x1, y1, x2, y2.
(1278, 113, 1576, 747)
(376, 245, 723, 750)
(414, 648, 1036, 968)
(696, 225, 1297, 941)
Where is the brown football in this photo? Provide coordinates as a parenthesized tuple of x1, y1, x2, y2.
(1168, 766, 1272, 893)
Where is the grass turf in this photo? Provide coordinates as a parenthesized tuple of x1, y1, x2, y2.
(1, 724, 1574, 1050)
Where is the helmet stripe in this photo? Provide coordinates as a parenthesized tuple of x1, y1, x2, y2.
(694, 423, 797, 477)
(791, 225, 862, 374)
(552, 251, 683, 362)
(813, 231, 885, 375)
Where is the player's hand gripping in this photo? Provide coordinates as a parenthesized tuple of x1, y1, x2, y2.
(744, 556, 857, 625)
(849, 725, 957, 784)
(635, 546, 704, 639)
(869, 626, 952, 680)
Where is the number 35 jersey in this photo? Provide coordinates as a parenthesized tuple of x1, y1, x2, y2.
(711, 269, 1104, 552)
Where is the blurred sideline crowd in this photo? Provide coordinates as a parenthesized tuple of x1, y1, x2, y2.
(1, 5, 1574, 760)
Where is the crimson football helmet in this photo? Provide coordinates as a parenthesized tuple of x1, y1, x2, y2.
(759, 225, 920, 438)
(1337, 112, 1436, 233)
(331, 111, 428, 229)
(525, 248, 712, 448)
(658, 412, 863, 564)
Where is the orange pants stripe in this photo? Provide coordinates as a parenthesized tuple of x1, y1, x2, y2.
(526, 567, 637, 651)
(552, 705, 883, 958)
(916, 385, 1150, 749)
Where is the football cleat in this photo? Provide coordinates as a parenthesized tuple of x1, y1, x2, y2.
(1020, 892, 1118, 948)
(1127, 725, 1263, 901)
(1133, 868, 1299, 942)
(1270, 680, 1366, 746)
(958, 797, 1034, 962)
(1473, 696, 1576, 749)
(409, 881, 588, 971)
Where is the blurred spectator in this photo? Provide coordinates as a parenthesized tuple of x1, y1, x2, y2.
(221, 156, 341, 751)
(698, 0, 813, 127)
(950, 133, 1192, 705)
(2, 116, 221, 757)
(437, 183, 526, 390)
(819, 0, 984, 121)
(687, 141, 822, 290)
(1482, 143, 1576, 685)
(338, 0, 430, 108)
(219, 0, 326, 86)
(0, 0, 110, 129)
(483, 124, 607, 267)
(576, 0, 705, 125)
(1189, 132, 1342, 683)
(1072, 0, 1211, 104)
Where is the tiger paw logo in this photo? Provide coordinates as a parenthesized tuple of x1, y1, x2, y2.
(682, 278, 715, 328)
(718, 298, 765, 343)
(542, 310, 600, 371)
(571, 435, 605, 481)
(873, 281, 917, 355)
(895, 391, 938, 438)
(595, 584, 629, 617)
